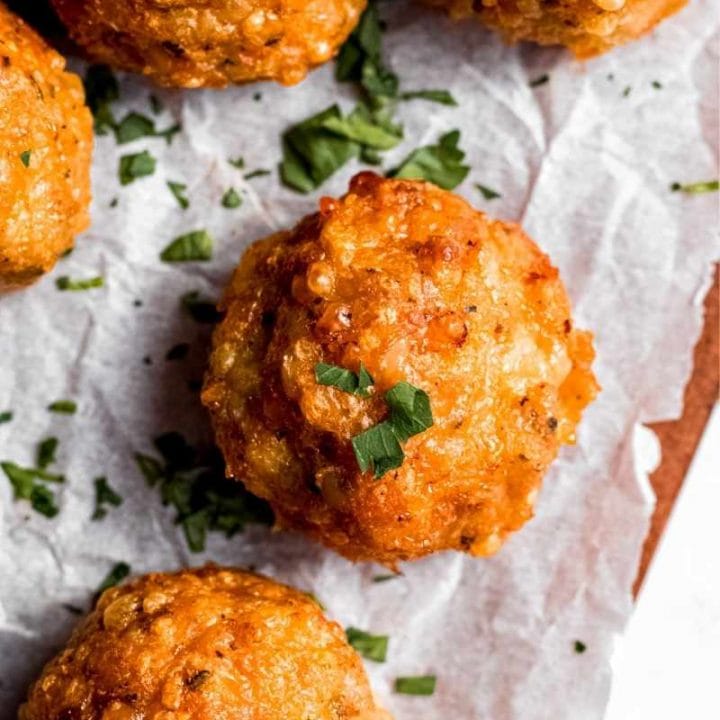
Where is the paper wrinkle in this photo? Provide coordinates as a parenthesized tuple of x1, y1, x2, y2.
(1, 1, 718, 718)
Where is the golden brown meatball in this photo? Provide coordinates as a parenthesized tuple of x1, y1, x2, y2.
(424, 0, 687, 57)
(50, 0, 367, 88)
(202, 173, 599, 565)
(0, 3, 92, 291)
(19, 565, 389, 720)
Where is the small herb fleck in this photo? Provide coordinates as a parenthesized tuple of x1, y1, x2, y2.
(48, 400, 77, 414)
(167, 181, 189, 209)
(228, 156, 245, 169)
(0, 411, 12, 424)
(243, 169, 271, 180)
(83, 65, 119, 134)
(372, 573, 397, 583)
(37, 437, 58, 469)
(574, 640, 587, 654)
(92, 476, 123, 520)
(56, 276, 104, 291)
(149, 94, 163, 114)
(20, 150, 31, 167)
(221, 187, 242, 209)
(160, 230, 213, 262)
(622, 86, 632, 97)
(109, 197, 119, 208)
(346, 627, 389, 662)
(652, 80, 662, 89)
(529, 74, 549, 88)
(475, 183, 501, 201)
(390, 130, 469, 190)
(314, 362, 374, 397)
(670, 180, 719, 194)
(394, 676, 436, 696)
(119, 150, 156, 185)
(96, 562, 131, 593)
(253, 92, 262, 102)
(400, 89, 457, 106)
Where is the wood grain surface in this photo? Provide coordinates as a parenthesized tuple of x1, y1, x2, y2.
(634, 266, 719, 594)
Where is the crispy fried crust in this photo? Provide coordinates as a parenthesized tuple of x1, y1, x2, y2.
(0, 3, 92, 291)
(19, 566, 388, 720)
(202, 173, 599, 565)
(424, 0, 687, 57)
(50, 0, 367, 88)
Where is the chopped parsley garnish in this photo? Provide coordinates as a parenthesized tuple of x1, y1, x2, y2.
(351, 381, 433, 479)
(336, 2, 398, 100)
(149, 94, 163, 114)
(228, 156, 245, 169)
(166, 343, 190, 361)
(37, 437, 58, 469)
(181, 291, 222, 323)
(97, 562, 130, 593)
(243, 169, 271, 180)
(19, 150, 31, 167)
(92, 476, 123, 520)
(134, 432, 272, 552)
(372, 573, 397, 583)
(280, 106, 362, 193)
(84, 65, 119, 135)
(48, 400, 77, 414)
(475, 183, 501, 200)
(652, 80, 662, 89)
(109, 197, 119, 208)
(56, 276, 104, 291)
(119, 150, 156, 185)
(314, 362, 374, 397)
(400, 89, 457, 106)
(167, 181, 189, 209)
(0, 411, 12, 424)
(670, 180, 719, 194)
(113, 112, 180, 145)
(2, 461, 64, 518)
(346, 627, 389, 662)
(574, 640, 587, 654)
(221, 187, 242, 209)
(529, 74, 549, 88)
(622, 86, 632, 97)
(281, 103, 402, 193)
(391, 130, 469, 190)
(160, 230, 213, 262)
(394, 675, 436, 696)
(253, 92, 262, 102)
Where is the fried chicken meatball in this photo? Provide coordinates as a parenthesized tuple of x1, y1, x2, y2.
(0, 3, 92, 291)
(202, 173, 598, 565)
(19, 565, 389, 720)
(424, 0, 687, 57)
(50, 0, 366, 88)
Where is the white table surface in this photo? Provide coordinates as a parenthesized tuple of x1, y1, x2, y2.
(605, 404, 720, 720)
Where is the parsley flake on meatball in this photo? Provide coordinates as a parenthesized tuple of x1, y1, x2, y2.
(202, 172, 599, 565)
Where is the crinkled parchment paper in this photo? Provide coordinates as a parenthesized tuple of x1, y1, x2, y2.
(1, 1, 718, 717)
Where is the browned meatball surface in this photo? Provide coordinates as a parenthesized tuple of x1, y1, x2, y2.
(51, 0, 366, 87)
(202, 173, 599, 566)
(424, 0, 687, 57)
(0, 2, 92, 291)
(19, 566, 389, 720)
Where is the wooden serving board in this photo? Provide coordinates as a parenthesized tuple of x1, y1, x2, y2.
(634, 265, 719, 594)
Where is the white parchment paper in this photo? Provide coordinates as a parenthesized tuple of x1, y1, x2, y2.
(1, 2, 718, 717)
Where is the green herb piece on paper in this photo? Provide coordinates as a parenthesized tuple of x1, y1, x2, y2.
(391, 130, 469, 190)
(160, 230, 213, 262)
